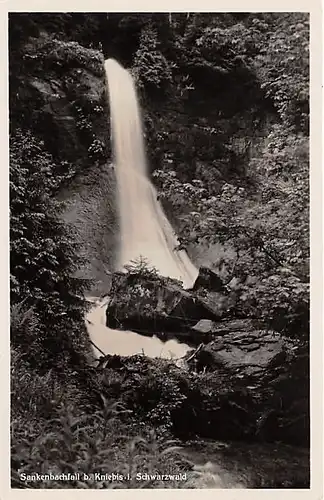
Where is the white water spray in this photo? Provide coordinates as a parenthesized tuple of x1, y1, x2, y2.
(105, 58, 198, 289)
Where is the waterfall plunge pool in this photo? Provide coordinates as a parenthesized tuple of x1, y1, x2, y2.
(85, 296, 193, 362)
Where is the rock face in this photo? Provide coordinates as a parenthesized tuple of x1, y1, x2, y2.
(58, 163, 118, 294)
(13, 34, 118, 292)
(15, 35, 110, 168)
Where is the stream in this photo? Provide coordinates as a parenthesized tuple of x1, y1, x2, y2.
(86, 296, 192, 362)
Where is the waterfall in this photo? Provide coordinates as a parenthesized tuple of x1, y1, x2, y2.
(105, 58, 198, 289)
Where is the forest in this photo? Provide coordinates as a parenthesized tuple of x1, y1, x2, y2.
(9, 13, 310, 489)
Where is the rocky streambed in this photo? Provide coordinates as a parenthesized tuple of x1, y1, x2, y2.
(85, 266, 310, 487)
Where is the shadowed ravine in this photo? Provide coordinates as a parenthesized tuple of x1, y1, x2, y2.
(9, 13, 311, 490)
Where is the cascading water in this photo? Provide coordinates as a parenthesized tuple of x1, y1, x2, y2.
(86, 58, 197, 361)
(105, 58, 198, 289)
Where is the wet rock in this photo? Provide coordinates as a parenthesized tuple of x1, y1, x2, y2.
(106, 272, 213, 333)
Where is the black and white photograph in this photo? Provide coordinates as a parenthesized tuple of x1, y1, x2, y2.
(7, 7, 319, 492)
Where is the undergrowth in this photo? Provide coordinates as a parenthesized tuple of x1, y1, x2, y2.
(11, 350, 197, 489)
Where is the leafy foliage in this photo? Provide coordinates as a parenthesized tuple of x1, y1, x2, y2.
(154, 122, 309, 335)
(9, 12, 106, 51)
(133, 25, 174, 98)
(11, 355, 191, 489)
(88, 138, 107, 163)
(22, 36, 104, 76)
(10, 130, 90, 367)
(9, 16, 109, 168)
(252, 13, 309, 133)
(11, 348, 309, 488)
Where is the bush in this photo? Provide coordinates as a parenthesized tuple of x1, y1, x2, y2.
(123, 256, 183, 287)
(88, 138, 107, 162)
(153, 123, 309, 337)
(23, 37, 104, 76)
(11, 388, 191, 489)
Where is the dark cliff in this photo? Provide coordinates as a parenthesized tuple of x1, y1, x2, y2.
(10, 24, 118, 290)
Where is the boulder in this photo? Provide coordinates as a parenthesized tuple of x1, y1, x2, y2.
(105, 271, 215, 333)
(190, 328, 290, 376)
(191, 266, 226, 292)
(184, 328, 309, 446)
(105, 269, 247, 337)
(191, 318, 260, 336)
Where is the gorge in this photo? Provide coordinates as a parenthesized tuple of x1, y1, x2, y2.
(9, 13, 310, 490)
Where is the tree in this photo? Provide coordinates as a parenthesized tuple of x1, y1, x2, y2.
(10, 130, 89, 367)
(252, 13, 309, 133)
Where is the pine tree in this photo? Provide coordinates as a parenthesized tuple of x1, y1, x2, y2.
(10, 129, 90, 368)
